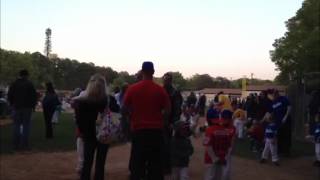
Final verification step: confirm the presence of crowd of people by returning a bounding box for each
[3,63,320,180]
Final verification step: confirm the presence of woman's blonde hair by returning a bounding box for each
[84,74,108,101]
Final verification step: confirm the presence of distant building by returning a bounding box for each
[182,85,287,105]
[244,85,287,97]
[198,88,242,101]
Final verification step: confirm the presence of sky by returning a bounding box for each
[1,0,304,80]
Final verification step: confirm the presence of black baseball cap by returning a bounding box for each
[142,61,154,72]
[19,69,29,77]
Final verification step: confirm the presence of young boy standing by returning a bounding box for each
[260,116,280,166]
[171,119,194,180]
[232,105,246,139]
[203,110,236,180]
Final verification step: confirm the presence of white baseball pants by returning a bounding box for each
[262,138,279,162]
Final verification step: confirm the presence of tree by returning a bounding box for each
[213,76,231,88]
[187,74,215,90]
[111,71,135,89]
[171,72,187,90]
[270,0,320,84]
[44,28,52,57]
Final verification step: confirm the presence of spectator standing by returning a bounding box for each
[186,92,197,108]
[308,90,320,135]
[8,69,37,151]
[42,82,61,139]
[245,94,258,122]
[198,94,207,117]
[267,89,292,156]
[74,74,119,180]
[123,62,171,180]
[312,120,320,167]
[256,91,272,122]
[162,72,183,178]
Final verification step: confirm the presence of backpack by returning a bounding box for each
[96,98,124,144]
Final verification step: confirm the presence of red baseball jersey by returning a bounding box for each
[203,123,235,163]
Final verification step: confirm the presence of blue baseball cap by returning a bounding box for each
[221,109,233,119]
[142,61,154,72]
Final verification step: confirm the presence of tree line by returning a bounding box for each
[0,48,273,91]
[270,0,319,88]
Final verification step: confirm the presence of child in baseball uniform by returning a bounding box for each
[203,105,220,180]
[203,110,236,180]
[171,119,194,180]
[71,90,86,174]
[260,115,280,166]
[232,105,246,139]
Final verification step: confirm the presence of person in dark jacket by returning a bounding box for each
[198,94,207,117]
[7,69,37,151]
[74,74,119,180]
[162,72,183,178]
[42,82,61,139]
[186,92,197,108]
[267,89,292,156]
[308,90,320,135]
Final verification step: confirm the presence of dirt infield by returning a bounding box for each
[0,138,318,180]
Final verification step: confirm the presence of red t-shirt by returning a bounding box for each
[123,80,171,131]
[203,123,236,164]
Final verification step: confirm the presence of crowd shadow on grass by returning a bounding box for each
[0,112,77,154]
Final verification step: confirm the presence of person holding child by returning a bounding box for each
[42,82,61,139]
[266,89,292,156]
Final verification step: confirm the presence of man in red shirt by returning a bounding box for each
[124,61,171,180]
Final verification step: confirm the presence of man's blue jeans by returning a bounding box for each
[12,108,32,150]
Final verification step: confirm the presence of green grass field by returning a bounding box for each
[0,112,76,154]
[0,112,315,159]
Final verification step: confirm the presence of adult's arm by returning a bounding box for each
[262,112,272,123]
[74,100,82,130]
[74,100,87,134]
[282,106,292,124]
[172,90,183,122]
[162,90,172,115]
[29,82,38,109]
[282,97,292,124]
